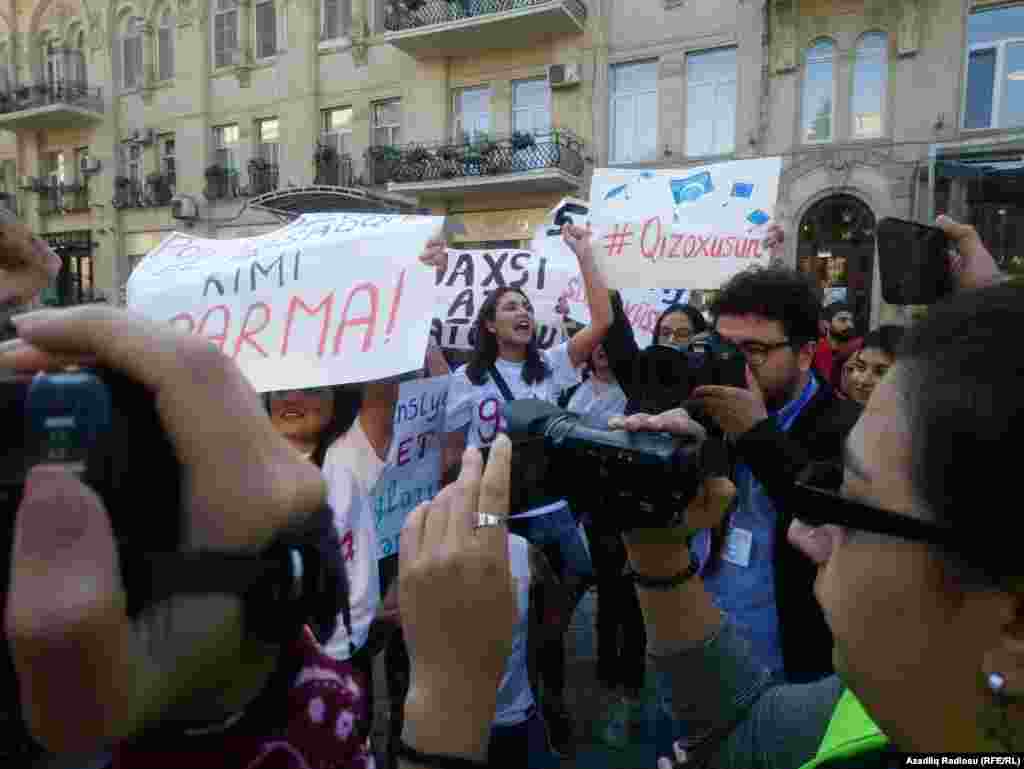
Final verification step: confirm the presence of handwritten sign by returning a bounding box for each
[563,284,691,348]
[371,376,448,558]
[127,213,443,392]
[430,249,576,351]
[589,158,783,289]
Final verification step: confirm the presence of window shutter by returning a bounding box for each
[256,1,276,58]
[323,0,339,39]
[159,25,174,79]
[342,0,352,35]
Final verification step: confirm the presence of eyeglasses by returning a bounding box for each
[658,328,692,343]
[718,337,793,366]
[791,462,958,549]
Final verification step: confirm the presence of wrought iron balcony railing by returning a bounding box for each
[0,80,104,115]
[205,166,239,200]
[384,0,586,32]
[147,173,175,206]
[113,178,144,209]
[37,182,90,216]
[247,160,280,195]
[314,148,355,187]
[371,129,585,186]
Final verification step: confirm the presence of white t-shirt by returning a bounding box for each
[566,376,627,427]
[321,418,386,660]
[446,341,582,449]
[493,534,535,727]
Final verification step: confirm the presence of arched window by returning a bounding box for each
[120,15,143,89]
[851,32,887,138]
[802,39,835,143]
[158,8,174,80]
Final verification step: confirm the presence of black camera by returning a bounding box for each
[0,368,182,761]
[502,399,709,532]
[629,333,748,417]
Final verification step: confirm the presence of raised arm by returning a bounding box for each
[562,225,613,368]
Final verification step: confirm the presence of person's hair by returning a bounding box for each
[709,266,822,344]
[861,324,905,359]
[263,386,363,468]
[822,301,853,322]
[653,304,708,343]
[465,286,550,386]
[899,282,1023,584]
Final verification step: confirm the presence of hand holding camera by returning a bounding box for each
[692,364,769,438]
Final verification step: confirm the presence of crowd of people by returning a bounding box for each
[1,204,1021,769]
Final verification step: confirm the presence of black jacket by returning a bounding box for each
[601,291,862,683]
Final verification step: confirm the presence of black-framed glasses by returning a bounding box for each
[791,462,959,549]
[716,337,793,366]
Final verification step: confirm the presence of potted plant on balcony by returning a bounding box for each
[113,176,135,207]
[367,145,401,185]
[511,131,535,151]
[205,164,229,199]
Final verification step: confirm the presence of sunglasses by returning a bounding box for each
[792,462,958,549]
[267,387,333,400]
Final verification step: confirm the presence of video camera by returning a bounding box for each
[0,368,182,760]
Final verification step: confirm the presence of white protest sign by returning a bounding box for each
[371,375,448,559]
[430,248,576,351]
[589,158,783,289]
[127,213,443,392]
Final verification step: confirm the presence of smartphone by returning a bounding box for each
[876,217,955,305]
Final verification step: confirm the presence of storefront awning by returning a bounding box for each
[246,185,420,219]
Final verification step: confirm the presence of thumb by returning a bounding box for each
[6,466,133,753]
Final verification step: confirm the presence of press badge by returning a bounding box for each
[722,527,753,568]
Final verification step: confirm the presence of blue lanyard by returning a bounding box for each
[774,373,819,433]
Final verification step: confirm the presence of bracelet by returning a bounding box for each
[396,739,488,769]
[624,556,699,590]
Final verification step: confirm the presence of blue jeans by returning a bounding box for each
[508,502,594,582]
[488,708,559,769]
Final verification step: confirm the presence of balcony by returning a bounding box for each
[314,147,355,187]
[379,129,585,198]
[146,173,175,206]
[204,166,240,200]
[36,182,91,216]
[383,0,586,57]
[247,160,280,196]
[112,178,145,209]
[0,80,104,131]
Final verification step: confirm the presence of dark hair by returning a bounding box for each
[465,286,550,387]
[263,386,363,468]
[653,304,708,343]
[899,282,1023,582]
[861,324,905,359]
[822,301,853,322]
[710,266,822,345]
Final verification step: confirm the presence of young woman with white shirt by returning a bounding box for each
[422,224,611,756]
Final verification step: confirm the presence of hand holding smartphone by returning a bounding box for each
[876,217,955,305]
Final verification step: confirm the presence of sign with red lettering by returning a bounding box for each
[126,213,443,391]
[589,158,783,289]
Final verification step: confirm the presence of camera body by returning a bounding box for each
[0,369,181,760]
[629,332,748,416]
[503,399,705,532]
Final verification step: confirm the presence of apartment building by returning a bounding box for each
[0,0,1021,324]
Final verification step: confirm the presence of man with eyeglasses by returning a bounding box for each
[687,262,863,685]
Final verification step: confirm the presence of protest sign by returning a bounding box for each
[127,213,442,392]
[589,158,783,290]
[562,285,691,347]
[371,376,448,558]
[431,247,576,351]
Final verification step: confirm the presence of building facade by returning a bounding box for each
[0,0,1021,324]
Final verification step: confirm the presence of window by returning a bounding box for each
[255,0,277,59]
[73,30,87,84]
[124,145,141,184]
[963,4,1024,130]
[161,135,176,191]
[74,148,89,184]
[609,60,658,163]
[321,0,352,41]
[851,33,887,138]
[121,17,143,89]
[45,40,64,87]
[802,39,835,143]
[373,100,401,146]
[213,124,240,171]
[158,8,174,80]
[686,47,737,157]
[322,106,353,155]
[512,79,551,136]
[453,86,491,142]
[257,118,280,165]
[213,0,240,69]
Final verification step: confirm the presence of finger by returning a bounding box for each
[651,411,707,442]
[674,742,688,764]
[621,413,655,432]
[692,385,742,399]
[6,466,138,753]
[687,477,736,531]
[400,502,431,572]
[607,415,626,430]
[0,338,99,371]
[450,446,485,546]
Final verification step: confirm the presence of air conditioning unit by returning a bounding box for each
[547,62,581,89]
[170,194,198,221]
[80,156,102,175]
